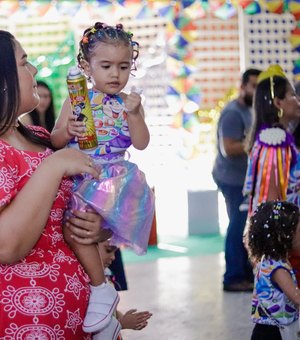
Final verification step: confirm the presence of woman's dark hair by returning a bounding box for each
[246,76,289,152]
[0,30,53,148]
[29,80,55,132]
[248,200,299,262]
[0,30,19,133]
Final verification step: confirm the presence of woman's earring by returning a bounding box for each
[278,108,284,118]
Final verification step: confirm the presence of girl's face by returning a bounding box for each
[279,83,300,125]
[36,85,51,114]
[98,241,117,268]
[15,40,39,115]
[82,42,132,95]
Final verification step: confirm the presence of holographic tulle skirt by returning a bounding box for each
[69,159,155,255]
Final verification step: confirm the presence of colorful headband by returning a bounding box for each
[257,64,286,100]
[257,64,286,84]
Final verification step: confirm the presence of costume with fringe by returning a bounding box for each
[243,125,297,215]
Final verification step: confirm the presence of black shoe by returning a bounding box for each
[223,281,253,292]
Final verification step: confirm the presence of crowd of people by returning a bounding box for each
[2,15,300,340]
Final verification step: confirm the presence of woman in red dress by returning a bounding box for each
[0,30,107,338]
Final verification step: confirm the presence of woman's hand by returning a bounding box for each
[50,148,99,179]
[64,209,112,245]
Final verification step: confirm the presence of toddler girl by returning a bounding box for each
[51,22,155,334]
[248,200,300,339]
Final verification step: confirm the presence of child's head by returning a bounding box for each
[254,75,296,126]
[98,240,118,269]
[77,22,139,95]
[246,64,300,152]
[248,200,299,262]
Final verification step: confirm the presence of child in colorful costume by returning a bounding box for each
[243,65,300,290]
[243,64,299,215]
[51,22,155,336]
[248,201,300,340]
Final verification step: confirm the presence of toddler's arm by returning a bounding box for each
[117,309,152,330]
[51,98,86,149]
[272,268,300,305]
[121,88,150,150]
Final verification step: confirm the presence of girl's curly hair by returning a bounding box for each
[77,22,139,68]
[248,200,299,262]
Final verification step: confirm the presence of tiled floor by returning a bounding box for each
[118,253,253,340]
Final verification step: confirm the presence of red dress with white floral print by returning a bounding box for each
[0,129,91,339]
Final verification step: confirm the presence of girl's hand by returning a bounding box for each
[124,87,142,115]
[50,148,99,178]
[64,209,112,245]
[66,115,86,138]
[119,309,152,330]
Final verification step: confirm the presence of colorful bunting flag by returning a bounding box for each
[262,0,284,14]
[181,0,197,9]
[214,1,237,20]
[243,1,261,14]
[288,1,300,20]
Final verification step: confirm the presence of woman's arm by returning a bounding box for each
[0,148,98,264]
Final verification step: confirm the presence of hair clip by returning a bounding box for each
[267,234,271,238]
[82,36,89,44]
[270,77,275,100]
[264,224,269,229]
[91,27,97,34]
